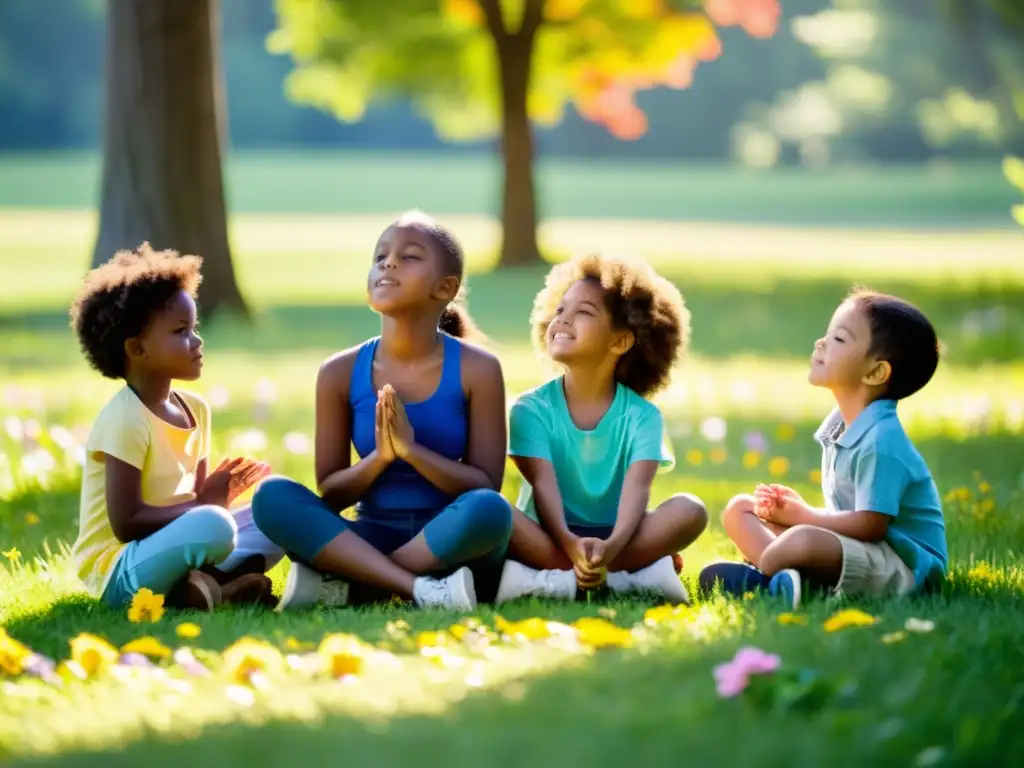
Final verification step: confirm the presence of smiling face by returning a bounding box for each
[808,300,880,391]
[546,279,632,367]
[367,221,457,316]
[127,290,204,381]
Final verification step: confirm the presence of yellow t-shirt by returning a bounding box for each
[72,387,211,596]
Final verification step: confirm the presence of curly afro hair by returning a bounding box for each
[69,242,203,380]
[530,254,690,398]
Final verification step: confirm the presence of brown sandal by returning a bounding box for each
[167,569,222,611]
[220,573,276,607]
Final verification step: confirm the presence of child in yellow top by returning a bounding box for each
[69,243,284,610]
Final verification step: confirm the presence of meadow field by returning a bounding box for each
[1,154,1023,766]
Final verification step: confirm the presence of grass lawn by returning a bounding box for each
[1,202,1024,766]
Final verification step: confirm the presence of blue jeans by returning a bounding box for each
[101,504,285,607]
[251,476,513,571]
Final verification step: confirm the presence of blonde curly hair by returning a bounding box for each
[530,254,690,397]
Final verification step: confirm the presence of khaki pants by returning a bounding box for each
[824,530,916,597]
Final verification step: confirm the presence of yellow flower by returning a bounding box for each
[572,617,633,649]
[643,604,692,626]
[881,631,907,644]
[176,622,202,639]
[284,636,313,651]
[127,588,165,624]
[823,608,878,633]
[742,451,761,469]
[416,630,452,648]
[809,468,823,484]
[0,629,33,676]
[2,547,21,564]
[221,637,285,685]
[121,636,172,660]
[956,486,970,501]
[742,591,755,601]
[709,447,728,465]
[317,633,368,678]
[686,449,704,466]
[978,481,991,494]
[967,561,998,585]
[70,633,120,678]
[24,513,40,526]
[767,457,790,477]
[776,612,808,626]
[776,424,797,442]
[497,617,554,641]
[977,499,995,515]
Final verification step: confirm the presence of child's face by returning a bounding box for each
[547,279,622,365]
[130,290,204,381]
[367,224,455,316]
[808,300,878,390]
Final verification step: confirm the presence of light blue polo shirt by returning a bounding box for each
[816,398,947,590]
[509,378,675,527]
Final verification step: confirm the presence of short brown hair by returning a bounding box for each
[530,254,690,397]
[69,243,202,379]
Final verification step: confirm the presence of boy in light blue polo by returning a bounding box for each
[700,288,947,608]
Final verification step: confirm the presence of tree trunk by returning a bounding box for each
[92,0,247,318]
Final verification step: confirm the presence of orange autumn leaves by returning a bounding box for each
[442,0,780,141]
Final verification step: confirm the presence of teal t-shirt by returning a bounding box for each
[509,378,675,527]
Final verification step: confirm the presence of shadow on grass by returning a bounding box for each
[3,273,1023,372]
[8,585,1024,768]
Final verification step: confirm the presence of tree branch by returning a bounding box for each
[477,0,507,43]
[520,0,544,39]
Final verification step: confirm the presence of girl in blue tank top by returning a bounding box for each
[252,211,512,612]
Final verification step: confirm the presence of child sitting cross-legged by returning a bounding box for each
[699,288,948,608]
[495,254,708,606]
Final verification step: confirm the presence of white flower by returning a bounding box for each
[48,425,74,450]
[254,379,277,404]
[700,417,727,442]
[3,416,23,442]
[231,429,268,453]
[904,618,935,633]
[283,432,311,455]
[208,386,231,409]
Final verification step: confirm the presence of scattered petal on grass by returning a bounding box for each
[173,647,210,677]
[121,637,172,660]
[904,618,935,633]
[915,746,946,766]
[881,631,907,644]
[776,613,808,626]
[226,684,256,707]
[24,512,40,526]
[176,622,202,639]
[117,652,155,668]
[713,647,781,698]
[3,547,21,564]
[823,609,878,632]
[127,588,165,624]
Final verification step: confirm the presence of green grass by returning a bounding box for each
[0,151,1019,226]
[2,204,1024,766]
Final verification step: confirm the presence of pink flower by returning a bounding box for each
[713,646,781,698]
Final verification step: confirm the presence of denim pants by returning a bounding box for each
[101,504,286,607]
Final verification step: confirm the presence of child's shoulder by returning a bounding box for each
[513,378,561,408]
[94,386,144,424]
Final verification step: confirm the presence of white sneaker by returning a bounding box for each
[495,560,577,604]
[274,561,350,613]
[413,566,477,611]
[607,556,690,605]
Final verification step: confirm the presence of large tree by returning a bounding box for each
[270,0,780,266]
[93,0,247,317]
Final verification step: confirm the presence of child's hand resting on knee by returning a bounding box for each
[754,484,809,526]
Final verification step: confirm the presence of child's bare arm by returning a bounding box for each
[105,456,199,542]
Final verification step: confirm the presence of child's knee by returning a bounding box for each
[462,489,514,547]
[666,493,708,533]
[252,475,303,540]
[759,525,818,575]
[185,505,237,553]
[721,494,755,529]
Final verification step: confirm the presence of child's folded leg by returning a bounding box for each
[603,493,708,573]
[720,494,788,569]
[207,503,286,581]
[101,505,238,609]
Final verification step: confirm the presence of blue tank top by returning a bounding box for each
[349,333,468,515]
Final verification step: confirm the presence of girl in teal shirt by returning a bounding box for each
[497,254,708,605]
